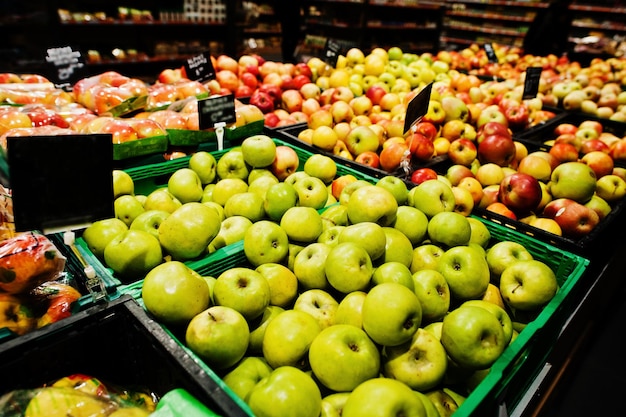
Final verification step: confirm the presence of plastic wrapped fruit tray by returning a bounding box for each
[113,217,589,417]
[269,122,447,185]
[0,294,251,417]
[72,136,380,291]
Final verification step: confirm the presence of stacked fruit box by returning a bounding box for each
[0,295,251,417]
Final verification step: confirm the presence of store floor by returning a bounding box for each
[536,265,626,415]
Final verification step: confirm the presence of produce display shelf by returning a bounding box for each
[114,217,589,417]
[0,294,251,417]
[73,136,380,293]
[269,122,448,185]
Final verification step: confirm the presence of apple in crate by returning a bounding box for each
[499,172,542,216]
[543,198,600,237]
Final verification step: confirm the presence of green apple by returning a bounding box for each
[247,175,279,199]
[320,204,349,229]
[280,206,324,243]
[284,171,310,187]
[499,259,558,311]
[82,217,128,259]
[248,305,285,353]
[437,245,490,301]
[412,269,450,324]
[286,242,305,271]
[334,290,367,328]
[440,304,507,370]
[293,176,329,209]
[244,220,290,267]
[248,168,278,185]
[462,299,513,345]
[376,175,409,205]
[201,183,216,203]
[103,229,163,280]
[114,195,146,227]
[142,260,210,326]
[309,324,381,392]
[321,392,350,417]
[372,261,414,291]
[427,211,471,248]
[247,366,322,417]
[293,289,338,330]
[584,194,612,220]
[414,390,442,417]
[222,356,273,401]
[211,178,248,207]
[346,185,398,226]
[203,200,225,222]
[485,241,534,282]
[338,179,373,206]
[188,150,217,185]
[595,174,626,203]
[129,209,170,240]
[423,321,443,340]
[410,244,444,274]
[262,309,322,368]
[223,191,266,222]
[325,242,373,293]
[338,221,387,261]
[293,242,332,290]
[381,226,414,267]
[216,148,249,180]
[255,262,298,308]
[264,182,299,222]
[342,377,427,417]
[213,267,271,321]
[167,167,204,203]
[382,328,448,391]
[425,389,460,417]
[304,154,337,184]
[185,305,249,370]
[548,161,597,203]
[408,179,455,218]
[158,202,222,260]
[241,134,277,168]
[143,188,182,213]
[467,217,491,248]
[113,169,134,198]
[208,215,252,253]
[392,205,429,246]
[345,125,380,156]
[362,282,422,346]
[317,225,345,246]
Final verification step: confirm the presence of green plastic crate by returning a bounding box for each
[116,217,588,416]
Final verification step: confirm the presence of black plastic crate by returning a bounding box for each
[0,295,251,417]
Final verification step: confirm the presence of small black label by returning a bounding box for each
[323,38,342,67]
[184,51,216,82]
[45,46,88,91]
[404,83,433,134]
[198,94,236,130]
[522,67,543,99]
[484,43,498,63]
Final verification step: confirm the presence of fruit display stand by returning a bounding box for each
[108,217,589,417]
[0,294,250,417]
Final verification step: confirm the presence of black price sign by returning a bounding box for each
[45,46,88,91]
[184,51,216,82]
[522,66,543,99]
[323,38,342,67]
[7,134,114,233]
[198,94,236,130]
[484,43,498,63]
[404,83,433,134]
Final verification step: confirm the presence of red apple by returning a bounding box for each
[264,112,280,128]
[549,142,579,163]
[281,89,304,113]
[553,123,578,136]
[477,134,516,167]
[447,138,478,166]
[543,198,600,237]
[258,83,283,106]
[294,62,313,79]
[355,151,380,168]
[365,85,387,106]
[476,120,511,144]
[406,132,435,161]
[498,172,542,216]
[240,71,259,90]
[250,90,275,114]
[270,145,299,181]
[504,104,529,130]
[410,167,438,185]
[291,74,312,90]
[413,121,438,141]
[580,139,610,154]
[486,202,517,220]
[580,150,614,178]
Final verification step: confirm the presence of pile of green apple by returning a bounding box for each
[138,169,562,417]
[81,134,365,282]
